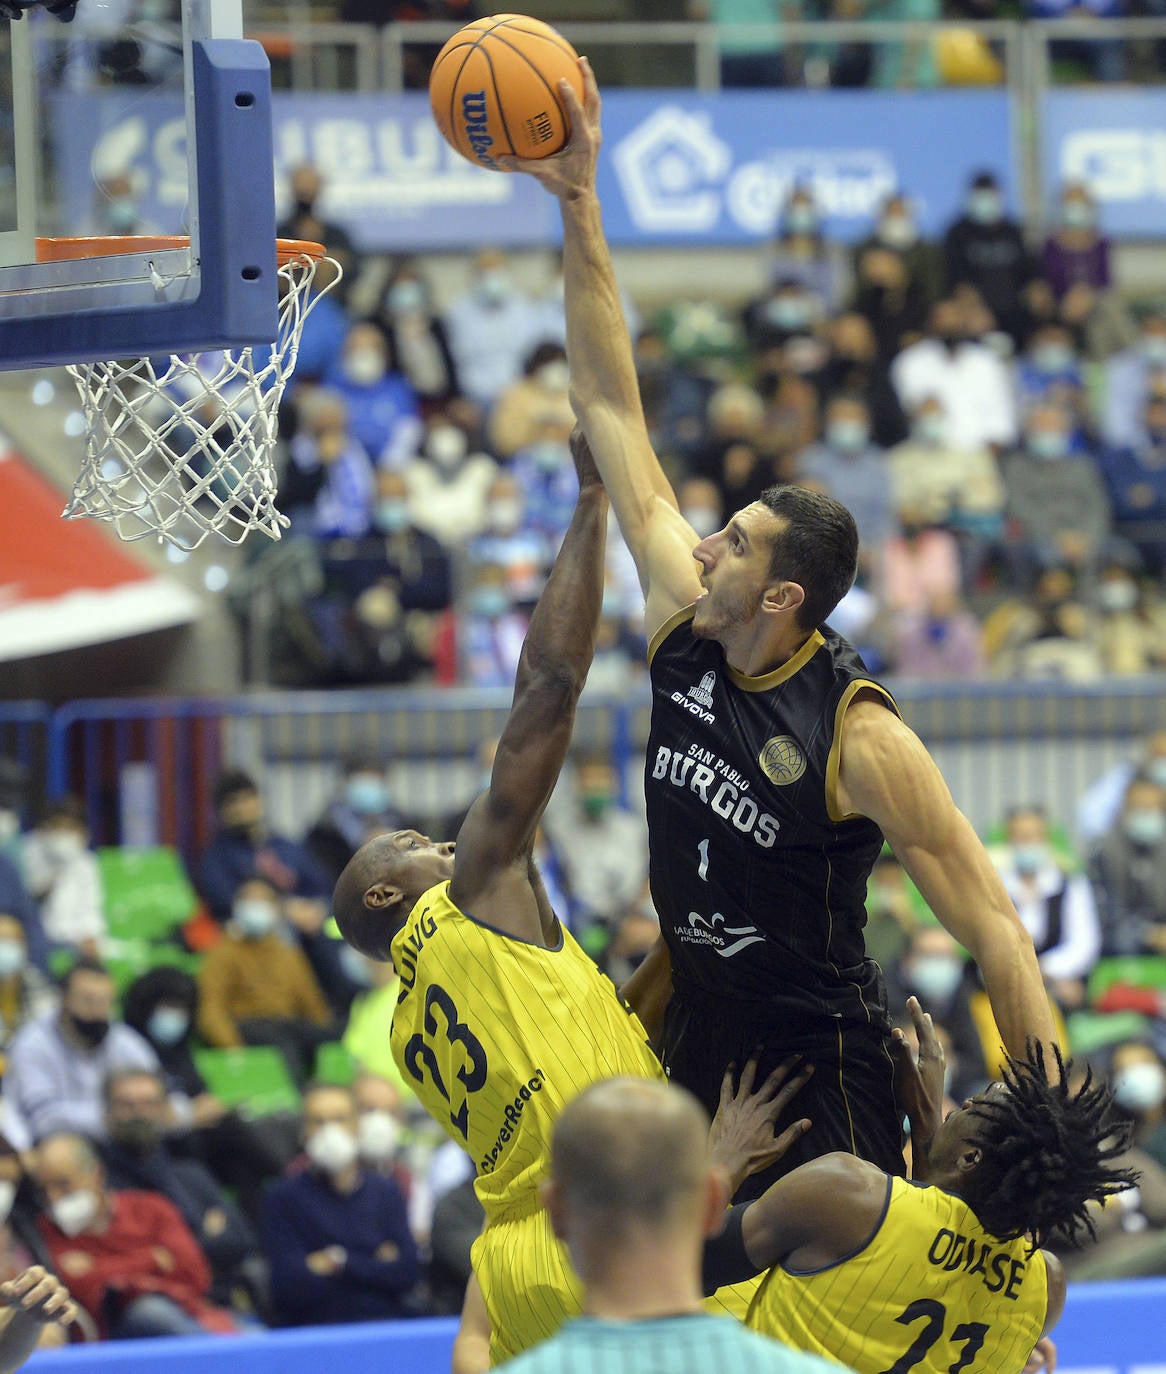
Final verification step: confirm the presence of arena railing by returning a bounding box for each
[10,676,1164,865]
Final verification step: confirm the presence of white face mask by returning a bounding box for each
[489,499,524,534]
[52,1188,100,1238]
[1098,579,1138,613]
[0,1180,16,1225]
[357,1109,401,1163]
[343,348,387,387]
[536,360,570,393]
[909,954,964,1004]
[0,811,19,844]
[1113,1062,1166,1114]
[427,425,468,469]
[0,939,26,979]
[232,900,279,939]
[305,1121,360,1176]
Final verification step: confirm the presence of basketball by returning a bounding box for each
[428,14,584,171]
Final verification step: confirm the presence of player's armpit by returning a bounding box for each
[617,935,672,1050]
[836,700,1059,1065]
[452,1274,491,1374]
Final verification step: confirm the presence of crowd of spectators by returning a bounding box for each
[0,720,1161,1346]
[227,159,1166,690]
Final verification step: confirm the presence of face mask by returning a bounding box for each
[469,587,510,620]
[68,1014,110,1048]
[1148,758,1166,789]
[376,499,411,534]
[765,297,811,331]
[427,426,468,469]
[233,900,278,939]
[0,1180,16,1226]
[1032,344,1074,374]
[909,955,964,1003]
[477,269,511,306]
[786,204,818,235]
[536,360,569,392]
[0,940,26,979]
[1125,809,1166,847]
[913,415,946,447]
[42,831,84,863]
[222,820,262,842]
[938,332,965,352]
[1142,336,1166,368]
[489,499,524,534]
[683,506,722,539]
[1099,579,1138,613]
[1027,430,1069,461]
[1011,842,1049,876]
[581,793,612,821]
[1061,200,1094,230]
[112,1116,161,1155]
[305,1121,359,1176]
[343,349,386,387]
[878,215,917,249]
[346,776,390,816]
[827,420,869,454]
[967,188,1003,224]
[386,280,426,316]
[1113,1062,1166,1114]
[529,441,568,473]
[357,1109,401,1163]
[52,1188,99,1238]
[0,811,18,844]
[147,1007,189,1046]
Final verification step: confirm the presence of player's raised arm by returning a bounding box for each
[503,61,704,635]
[450,428,608,915]
[836,697,1060,1065]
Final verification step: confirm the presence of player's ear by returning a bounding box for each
[541,1178,568,1242]
[762,579,805,618]
[956,1144,983,1175]
[364,881,404,912]
[701,1165,731,1238]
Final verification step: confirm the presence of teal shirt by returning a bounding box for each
[498,1314,850,1374]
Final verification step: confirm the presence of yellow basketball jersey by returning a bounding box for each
[748,1176,1048,1374]
[389,881,664,1220]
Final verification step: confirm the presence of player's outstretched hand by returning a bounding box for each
[497,56,601,199]
[1024,1337,1058,1374]
[708,1055,813,1196]
[568,424,603,491]
[891,996,946,1163]
[0,1266,77,1328]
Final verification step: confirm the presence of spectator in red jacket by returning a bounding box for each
[34,1133,236,1340]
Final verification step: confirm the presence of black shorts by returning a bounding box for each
[661,993,905,1201]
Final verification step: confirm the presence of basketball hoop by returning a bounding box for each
[37,236,341,550]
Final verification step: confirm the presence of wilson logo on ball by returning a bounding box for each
[461,91,497,168]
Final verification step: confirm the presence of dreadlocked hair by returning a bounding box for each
[964,1041,1139,1251]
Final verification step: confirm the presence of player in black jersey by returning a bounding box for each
[505,61,1059,1197]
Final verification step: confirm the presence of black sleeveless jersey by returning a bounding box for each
[645,607,898,1030]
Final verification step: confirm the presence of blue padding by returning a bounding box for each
[0,39,277,370]
[17,1281,1166,1374]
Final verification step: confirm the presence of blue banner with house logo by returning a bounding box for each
[49,88,1015,252]
[1043,89,1166,239]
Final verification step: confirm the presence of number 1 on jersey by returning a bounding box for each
[697,838,710,882]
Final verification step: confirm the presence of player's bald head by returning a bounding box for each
[332,832,409,960]
[551,1077,711,1228]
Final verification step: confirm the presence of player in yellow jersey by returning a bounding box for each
[701,1005,1137,1374]
[332,431,804,1366]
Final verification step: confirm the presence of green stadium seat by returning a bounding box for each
[314,1040,357,1086]
[194,1046,302,1118]
[97,846,200,942]
[1066,1009,1151,1058]
[1088,956,1166,1004]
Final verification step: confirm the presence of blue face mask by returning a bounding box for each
[1012,842,1048,876]
[765,297,811,331]
[1027,429,1070,461]
[827,420,870,454]
[785,204,818,236]
[1032,344,1074,375]
[346,776,390,816]
[376,500,410,534]
[470,587,510,619]
[147,1007,190,1046]
[967,188,1003,224]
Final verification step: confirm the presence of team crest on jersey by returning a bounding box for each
[758,735,807,785]
[688,671,715,706]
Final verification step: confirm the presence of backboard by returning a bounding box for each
[0,0,279,369]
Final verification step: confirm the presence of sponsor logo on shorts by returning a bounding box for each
[677,910,765,958]
[758,735,807,786]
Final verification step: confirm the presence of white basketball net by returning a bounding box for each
[63,249,341,551]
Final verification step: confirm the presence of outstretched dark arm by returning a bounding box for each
[449,430,608,938]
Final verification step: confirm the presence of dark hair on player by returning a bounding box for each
[757,485,859,631]
[965,1042,1139,1250]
